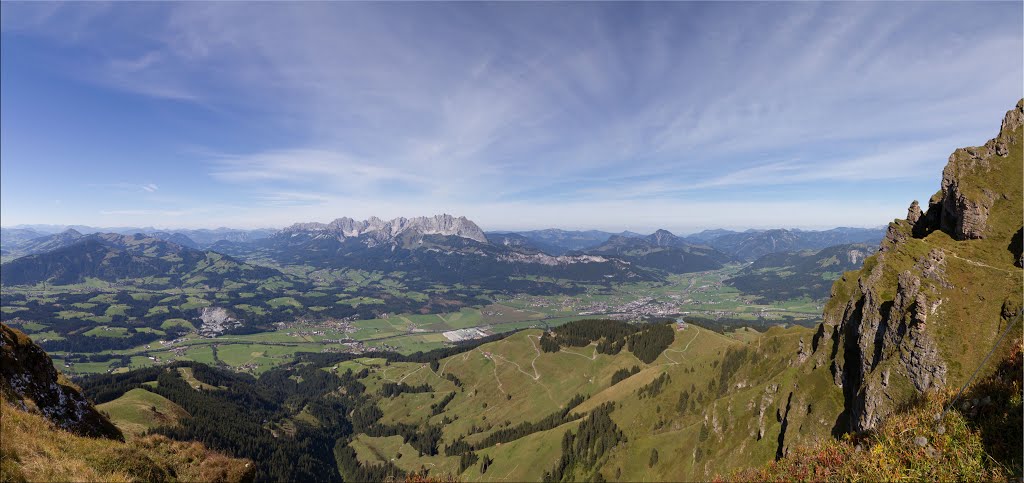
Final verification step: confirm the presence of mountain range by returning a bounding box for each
[1,226,276,254]
[490,229,645,255]
[1,215,887,290]
[2,221,884,262]
[697,227,887,261]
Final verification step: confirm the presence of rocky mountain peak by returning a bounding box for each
[408,214,487,242]
[649,229,681,246]
[906,200,922,224]
[281,221,330,232]
[916,100,1023,240]
[280,214,488,244]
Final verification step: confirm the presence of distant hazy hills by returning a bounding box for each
[725,243,877,301]
[0,232,280,287]
[583,229,734,273]
[1,225,275,254]
[491,228,645,255]
[698,227,887,261]
[495,226,884,261]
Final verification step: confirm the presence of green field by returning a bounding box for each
[96,388,190,436]
[9,265,827,377]
[176,367,221,390]
[83,326,128,338]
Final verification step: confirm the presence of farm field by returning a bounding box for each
[7,265,827,376]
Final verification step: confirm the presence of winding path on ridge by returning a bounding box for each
[659,326,701,367]
[475,335,558,402]
[477,348,507,395]
[397,365,424,383]
[559,343,599,361]
[381,363,424,383]
[490,337,543,381]
[945,251,1017,275]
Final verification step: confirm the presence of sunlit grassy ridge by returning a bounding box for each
[97,387,191,437]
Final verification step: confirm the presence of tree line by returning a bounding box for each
[542,402,625,482]
[540,319,675,364]
[611,366,640,386]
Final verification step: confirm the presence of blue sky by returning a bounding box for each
[1,2,1021,233]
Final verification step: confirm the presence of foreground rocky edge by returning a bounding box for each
[732,340,1022,480]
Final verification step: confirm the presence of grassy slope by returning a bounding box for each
[1,396,251,482]
[176,366,222,390]
[925,122,1022,383]
[465,419,582,482]
[351,434,461,476]
[97,388,191,437]
[342,322,838,482]
[596,325,840,481]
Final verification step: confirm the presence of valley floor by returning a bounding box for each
[5,266,824,376]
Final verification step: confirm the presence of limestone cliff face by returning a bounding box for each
[810,100,1023,433]
[0,323,123,440]
[280,214,489,244]
[920,100,1023,240]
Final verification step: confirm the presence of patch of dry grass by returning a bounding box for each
[0,396,254,482]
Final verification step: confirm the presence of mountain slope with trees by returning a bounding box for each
[725,243,877,302]
[585,229,736,273]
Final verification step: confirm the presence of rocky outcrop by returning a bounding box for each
[198,307,242,336]
[916,100,1023,240]
[844,247,870,266]
[496,252,614,266]
[906,200,922,225]
[813,100,1023,433]
[280,214,488,244]
[0,323,122,440]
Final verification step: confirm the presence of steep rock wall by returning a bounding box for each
[807,100,1023,434]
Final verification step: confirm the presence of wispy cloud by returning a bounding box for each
[99,209,191,217]
[209,149,404,183]
[86,182,161,193]
[687,137,977,191]
[2,2,1020,230]
[255,191,333,207]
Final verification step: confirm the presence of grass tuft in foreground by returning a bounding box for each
[0,396,254,482]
